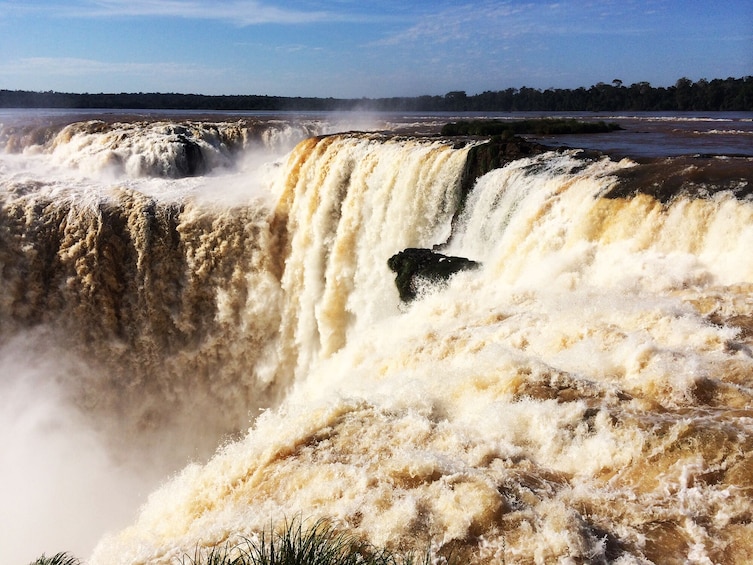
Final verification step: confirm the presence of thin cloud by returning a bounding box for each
[0,57,224,79]
[0,0,376,26]
[84,0,335,25]
[371,0,664,48]
[372,3,544,47]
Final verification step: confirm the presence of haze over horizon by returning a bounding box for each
[0,1,751,100]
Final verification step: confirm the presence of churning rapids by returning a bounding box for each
[2,112,753,564]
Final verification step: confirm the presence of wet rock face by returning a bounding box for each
[605,155,753,202]
[175,134,206,177]
[459,136,551,199]
[388,248,480,302]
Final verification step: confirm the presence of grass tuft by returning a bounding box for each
[30,553,81,565]
[29,520,440,565]
[179,519,435,565]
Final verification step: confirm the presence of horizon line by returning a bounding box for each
[3,75,752,101]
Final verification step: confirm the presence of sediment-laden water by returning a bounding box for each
[1,111,752,564]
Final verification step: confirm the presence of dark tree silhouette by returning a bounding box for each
[1,77,751,111]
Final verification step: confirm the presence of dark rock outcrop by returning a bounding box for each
[604,155,753,203]
[388,248,480,302]
[175,133,206,177]
[441,135,553,243]
[459,135,550,205]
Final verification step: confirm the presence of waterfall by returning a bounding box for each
[3,121,753,564]
[273,134,475,381]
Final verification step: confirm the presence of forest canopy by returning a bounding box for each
[1,77,751,112]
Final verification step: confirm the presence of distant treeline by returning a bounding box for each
[1,76,751,112]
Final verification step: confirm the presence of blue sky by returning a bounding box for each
[0,0,751,98]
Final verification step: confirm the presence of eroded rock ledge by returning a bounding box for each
[459,136,551,199]
[388,248,480,302]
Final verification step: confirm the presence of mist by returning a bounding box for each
[0,331,172,564]
[0,118,305,564]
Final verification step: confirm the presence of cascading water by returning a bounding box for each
[273,134,475,382]
[93,146,753,564]
[1,118,328,178]
[2,115,753,564]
